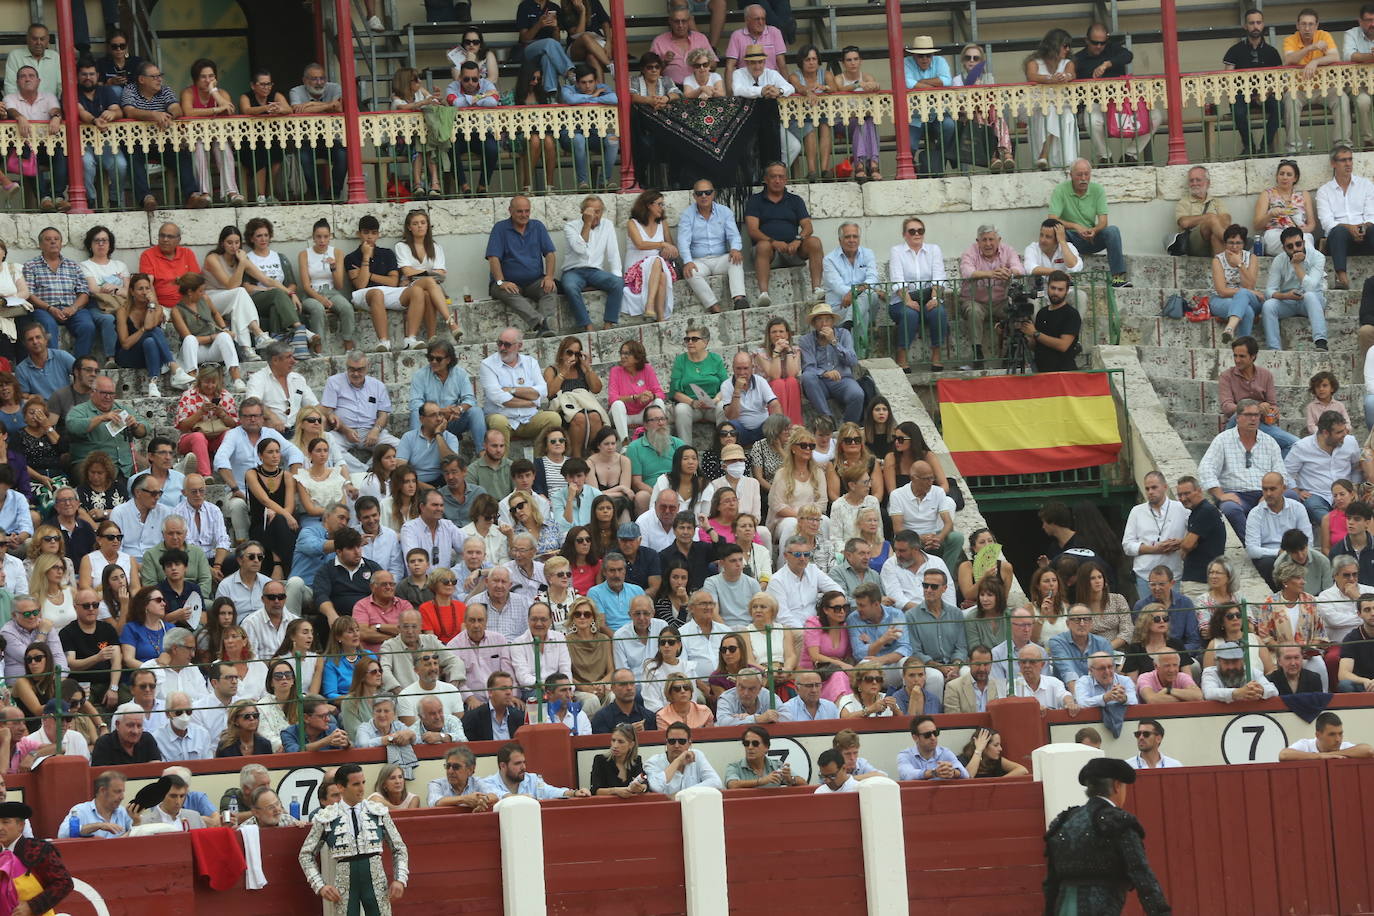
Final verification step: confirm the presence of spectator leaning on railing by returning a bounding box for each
[121,60,208,212]
[5,66,67,212]
[289,63,349,202]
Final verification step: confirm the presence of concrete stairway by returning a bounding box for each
[1115,253,1373,464]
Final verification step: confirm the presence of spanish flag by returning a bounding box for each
[936,372,1121,476]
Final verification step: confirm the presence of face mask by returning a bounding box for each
[172,713,194,729]
[725,462,746,478]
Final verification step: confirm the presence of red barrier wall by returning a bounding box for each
[543,797,687,915]
[1127,760,1339,916]
[1327,757,1374,915]
[903,778,1044,915]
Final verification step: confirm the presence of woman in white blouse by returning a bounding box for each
[888,216,949,371]
[78,225,128,314]
[682,49,724,98]
[396,208,460,342]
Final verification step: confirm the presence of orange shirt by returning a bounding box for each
[418,599,467,643]
[138,245,200,307]
[1282,29,1337,67]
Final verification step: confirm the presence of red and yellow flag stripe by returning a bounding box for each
[936,372,1122,477]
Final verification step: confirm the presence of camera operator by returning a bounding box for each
[1017,270,1080,373]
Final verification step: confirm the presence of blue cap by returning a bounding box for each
[617,522,641,539]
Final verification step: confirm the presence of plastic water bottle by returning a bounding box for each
[1253,237,1264,256]
[289,798,301,821]
[67,815,79,839]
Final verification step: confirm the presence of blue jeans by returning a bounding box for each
[801,369,864,423]
[525,39,575,93]
[1301,491,1333,530]
[1260,292,1327,349]
[1067,226,1126,276]
[446,407,487,452]
[888,290,948,348]
[562,266,624,327]
[1232,95,1280,154]
[908,117,956,169]
[1218,489,1262,540]
[114,326,173,377]
[131,148,199,202]
[454,134,498,188]
[82,143,131,207]
[32,150,68,202]
[566,131,619,185]
[31,304,116,359]
[1209,289,1259,337]
[297,142,347,199]
[1223,413,1300,456]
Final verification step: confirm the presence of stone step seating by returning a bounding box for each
[94,267,829,451]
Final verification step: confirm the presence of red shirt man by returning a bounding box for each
[138,222,199,307]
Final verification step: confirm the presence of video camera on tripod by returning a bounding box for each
[1000,280,1037,373]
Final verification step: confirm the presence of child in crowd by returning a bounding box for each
[1305,370,1349,434]
[832,728,887,780]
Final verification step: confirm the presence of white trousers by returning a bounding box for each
[684,253,746,308]
[180,331,240,371]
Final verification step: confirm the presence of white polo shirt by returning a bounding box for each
[887,483,956,536]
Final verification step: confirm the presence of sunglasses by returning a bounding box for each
[892,436,911,444]
[272,671,294,680]
[921,582,943,590]
[788,551,813,559]
[24,655,44,663]
[861,675,883,683]
[77,601,100,610]
[463,38,481,45]
[741,739,764,747]
[445,763,469,771]
[719,429,737,438]
[917,729,940,738]
[1150,614,1168,623]
[572,610,594,618]
[693,189,714,196]
[18,610,41,619]
[1133,730,1157,739]
[100,534,124,542]
[302,416,323,423]
[660,638,680,646]
[666,736,689,745]
[905,227,925,236]
[510,503,527,512]
[242,552,264,560]
[237,712,260,720]
[684,335,704,343]
[437,578,457,586]
[669,684,692,693]
[794,442,817,450]
[109,42,127,49]
[841,436,862,445]
[722,645,740,653]
[264,593,287,600]
[40,534,60,543]
[963,54,982,61]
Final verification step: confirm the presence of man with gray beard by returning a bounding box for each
[1201,641,1278,701]
[626,403,684,517]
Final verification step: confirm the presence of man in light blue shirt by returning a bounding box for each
[1244,470,1313,584]
[902,37,957,176]
[896,715,969,780]
[846,582,909,689]
[778,670,840,721]
[109,477,172,559]
[798,302,863,423]
[408,340,484,449]
[61,771,135,837]
[715,667,781,726]
[446,61,501,191]
[1047,607,1113,692]
[14,323,74,399]
[822,221,880,327]
[0,469,32,548]
[645,723,723,796]
[1260,226,1327,351]
[397,402,460,486]
[213,398,306,542]
[587,552,645,629]
[678,178,747,312]
[484,742,589,800]
[321,353,399,473]
[613,595,669,672]
[286,503,349,615]
[550,459,601,527]
[559,65,619,188]
[1074,651,1139,708]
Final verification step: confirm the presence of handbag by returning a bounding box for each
[1106,94,1152,139]
[90,292,123,314]
[1185,295,1211,322]
[551,387,610,426]
[1160,292,1188,319]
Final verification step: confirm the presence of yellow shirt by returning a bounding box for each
[1283,30,1336,66]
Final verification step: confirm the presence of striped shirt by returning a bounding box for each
[22,255,86,307]
[120,84,177,112]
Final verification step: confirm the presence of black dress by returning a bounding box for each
[1120,639,1192,677]
[215,734,274,757]
[249,465,295,574]
[589,753,647,793]
[1043,796,1170,915]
